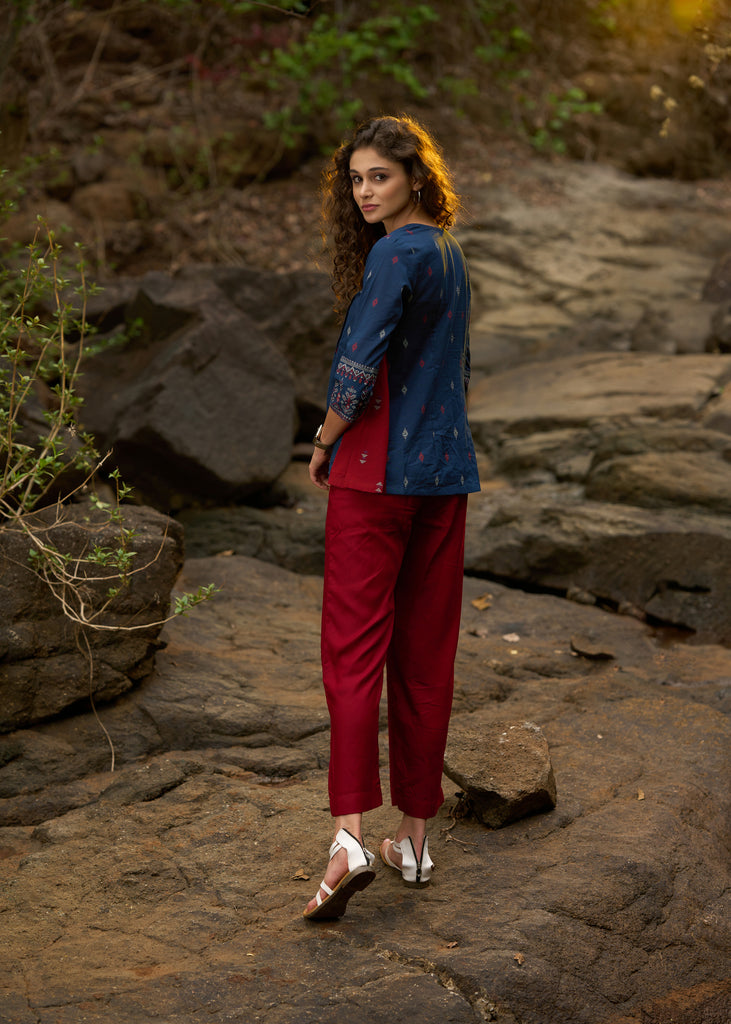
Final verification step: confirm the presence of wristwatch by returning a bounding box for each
[312,424,334,452]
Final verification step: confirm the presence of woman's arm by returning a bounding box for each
[308,407,351,490]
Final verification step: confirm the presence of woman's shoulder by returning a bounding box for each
[368,224,442,261]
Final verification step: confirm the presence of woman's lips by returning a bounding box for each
[361,204,378,212]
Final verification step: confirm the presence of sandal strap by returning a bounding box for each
[329,828,373,873]
[315,880,334,906]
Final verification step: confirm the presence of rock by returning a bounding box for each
[704,386,731,435]
[465,485,731,642]
[706,299,731,353]
[570,633,615,659]
[70,181,138,222]
[78,273,296,508]
[196,264,338,433]
[585,450,731,513]
[0,502,183,733]
[444,718,557,827]
[468,352,731,449]
[702,251,731,303]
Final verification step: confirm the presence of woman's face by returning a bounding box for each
[349,146,422,234]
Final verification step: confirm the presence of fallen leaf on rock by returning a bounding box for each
[292,869,310,881]
[446,941,459,948]
[514,952,525,965]
[502,632,520,642]
[471,593,493,611]
[638,789,645,800]
[216,549,234,557]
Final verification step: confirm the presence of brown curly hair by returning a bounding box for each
[321,114,462,316]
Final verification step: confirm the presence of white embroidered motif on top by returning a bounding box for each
[360,451,368,464]
[402,427,408,440]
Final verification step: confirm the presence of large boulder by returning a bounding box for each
[78,272,297,508]
[468,352,731,449]
[465,352,731,643]
[465,486,731,642]
[0,502,184,733]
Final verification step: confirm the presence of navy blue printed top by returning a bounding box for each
[326,223,481,495]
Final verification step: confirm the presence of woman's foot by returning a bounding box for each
[304,845,348,915]
[380,834,434,886]
[303,828,376,920]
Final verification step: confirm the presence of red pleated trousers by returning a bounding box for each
[321,485,468,819]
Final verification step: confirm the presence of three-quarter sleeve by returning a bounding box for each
[329,237,413,422]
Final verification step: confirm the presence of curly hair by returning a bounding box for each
[321,114,462,316]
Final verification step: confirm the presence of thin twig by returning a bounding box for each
[69,0,120,106]
[78,627,116,772]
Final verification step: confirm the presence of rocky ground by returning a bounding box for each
[1,553,729,1024]
[2,153,731,1022]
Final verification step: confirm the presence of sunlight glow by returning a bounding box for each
[670,0,714,31]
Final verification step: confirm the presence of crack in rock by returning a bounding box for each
[378,947,500,1022]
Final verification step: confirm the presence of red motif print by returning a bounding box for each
[372,298,378,307]
[444,453,450,462]
[440,405,445,414]
[447,310,453,319]
[419,452,424,462]
[392,256,399,264]
[419,359,425,368]
[427,266,432,276]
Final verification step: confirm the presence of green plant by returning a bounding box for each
[523,86,603,154]
[259,4,440,147]
[1,216,218,757]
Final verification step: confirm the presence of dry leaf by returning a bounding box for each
[637,789,645,801]
[446,941,459,949]
[471,593,493,611]
[514,952,525,965]
[292,869,310,881]
[502,632,520,643]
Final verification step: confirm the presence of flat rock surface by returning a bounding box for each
[1,554,729,1024]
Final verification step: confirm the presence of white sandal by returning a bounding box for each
[380,836,434,887]
[303,828,376,920]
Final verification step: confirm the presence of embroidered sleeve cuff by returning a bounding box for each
[329,355,379,422]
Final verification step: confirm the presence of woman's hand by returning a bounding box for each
[309,446,332,490]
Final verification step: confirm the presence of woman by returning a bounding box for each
[304,115,480,921]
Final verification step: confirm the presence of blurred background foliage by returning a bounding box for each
[0,0,729,175]
[0,0,728,273]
